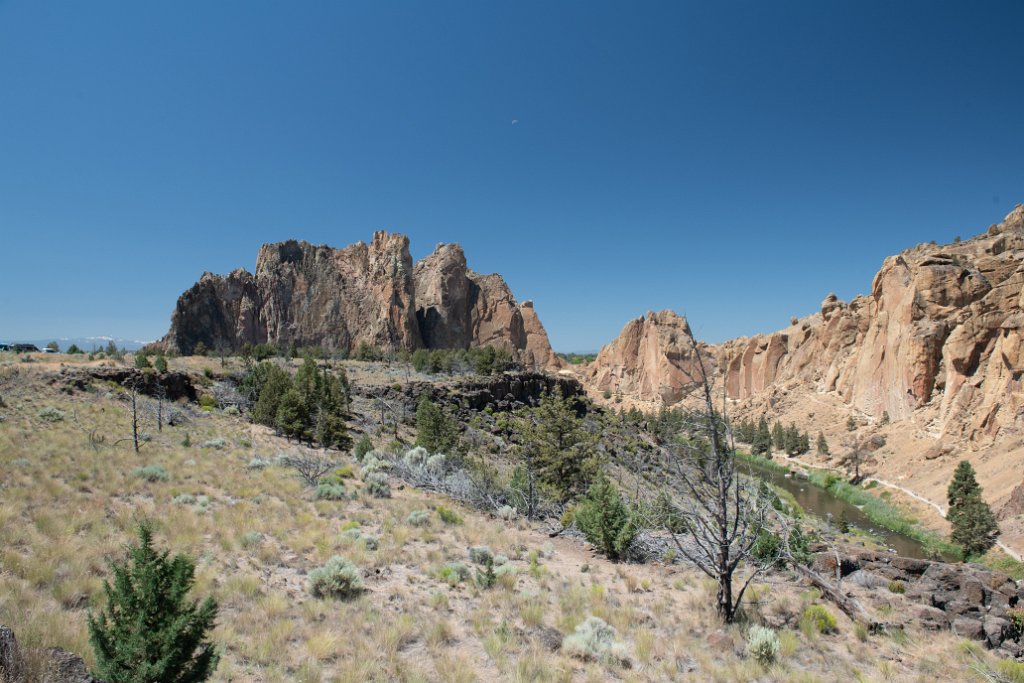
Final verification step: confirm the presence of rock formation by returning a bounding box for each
[588,310,708,404]
[715,205,1024,445]
[588,205,1024,447]
[163,233,560,371]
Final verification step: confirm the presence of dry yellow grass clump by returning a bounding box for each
[0,357,1014,682]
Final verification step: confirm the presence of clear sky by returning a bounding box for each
[2,1,1022,351]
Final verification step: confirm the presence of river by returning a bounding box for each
[744,459,947,560]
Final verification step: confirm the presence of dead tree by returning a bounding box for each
[281,451,338,487]
[648,328,775,623]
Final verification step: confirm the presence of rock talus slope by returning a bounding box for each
[164,234,560,370]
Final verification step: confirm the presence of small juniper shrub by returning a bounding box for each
[475,557,497,590]
[353,434,373,461]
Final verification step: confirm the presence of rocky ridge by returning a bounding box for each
[163,233,560,371]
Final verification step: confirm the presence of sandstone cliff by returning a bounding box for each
[163,233,560,370]
[588,310,708,404]
[412,242,562,369]
[587,205,1024,447]
[716,204,1024,445]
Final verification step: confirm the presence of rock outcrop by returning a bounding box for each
[412,244,562,370]
[163,234,560,371]
[812,548,1024,656]
[588,310,708,404]
[0,624,104,682]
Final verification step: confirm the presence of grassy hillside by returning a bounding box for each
[0,354,1016,682]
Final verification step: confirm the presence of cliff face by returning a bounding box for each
[412,243,562,370]
[588,310,707,404]
[587,205,1024,446]
[716,205,1024,444]
[163,233,560,370]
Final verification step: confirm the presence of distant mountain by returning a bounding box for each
[1,336,150,352]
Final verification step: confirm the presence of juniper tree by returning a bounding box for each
[415,396,459,454]
[771,421,785,452]
[816,431,829,455]
[513,386,598,503]
[574,473,636,560]
[88,524,219,683]
[752,417,772,456]
[947,460,999,558]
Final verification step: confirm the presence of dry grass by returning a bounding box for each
[0,358,1012,681]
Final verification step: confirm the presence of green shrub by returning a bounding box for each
[240,532,262,549]
[887,579,906,594]
[751,530,781,565]
[365,472,391,498]
[574,474,636,560]
[439,562,471,586]
[315,483,347,500]
[37,406,65,422]
[469,546,494,565]
[437,505,463,525]
[246,457,270,470]
[562,616,628,665]
[133,465,170,483]
[198,395,218,410]
[88,524,219,683]
[200,438,226,449]
[746,625,780,665]
[406,510,431,527]
[353,434,373,461]
[308,556,363,600]
[800,604,837,635]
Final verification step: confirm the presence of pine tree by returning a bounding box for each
[88,524,219,683]
[784,423,801,456]
[415,396,459,454]
[947,460,982,512]
[514,387,598,502]
[252,364,293,428]
[947,460,999,558]
[276,389,311,442]
[798,430,811,455]
[846,415,857,432]
[752,417,772,456]
[573,473,636,560]
[816,431,829,455]
[771,421,785,452]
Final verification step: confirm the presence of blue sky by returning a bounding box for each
[2,1,1022,351]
